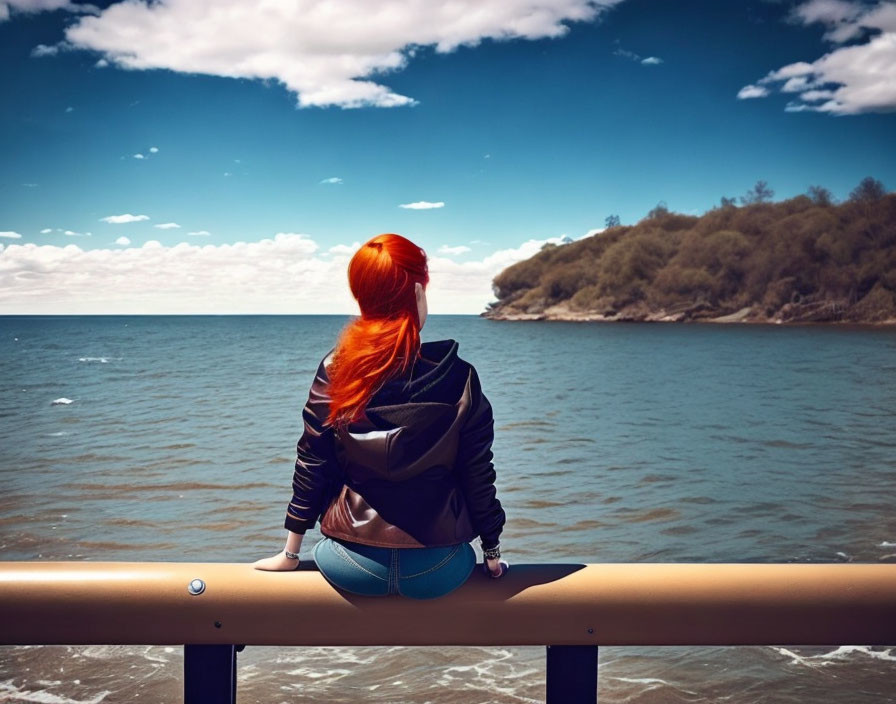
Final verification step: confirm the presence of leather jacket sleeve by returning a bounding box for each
[455,365,505,550]
[284,356,342,534]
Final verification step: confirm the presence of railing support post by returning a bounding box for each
[545,645,598,704]
[184,644,243,704]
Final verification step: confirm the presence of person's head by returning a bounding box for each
[325,233,429,428]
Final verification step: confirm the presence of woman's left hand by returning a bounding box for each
[252,550,300,571]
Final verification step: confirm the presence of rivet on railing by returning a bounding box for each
[187,578,205,595]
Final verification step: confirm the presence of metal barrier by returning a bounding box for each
[2,561,895,703]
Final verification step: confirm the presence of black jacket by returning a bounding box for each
[284,338,505,550]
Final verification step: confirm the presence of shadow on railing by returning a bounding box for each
[2,561,895,703]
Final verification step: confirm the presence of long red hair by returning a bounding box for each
[325,233,430,428]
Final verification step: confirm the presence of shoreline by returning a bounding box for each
[480,305,896,326]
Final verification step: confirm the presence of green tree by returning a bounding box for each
[605,214,621,228]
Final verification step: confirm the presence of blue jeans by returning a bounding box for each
[312,536,476,599]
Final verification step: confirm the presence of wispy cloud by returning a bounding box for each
[739,0,896,114]
[31,43,60,57]
[133,153,145,159]
[149,146,159,153]
[2,0,95,23]
[737,84,770,99]
[45,0,624,109]
[100,213,149,224]
[64,229,91,237]
[154,222,180,230]
[399,201,445,210]
[437,244,471,256]
[613,41,663,65]
[115,236,130,246]
[40,228,52,234]
[187,230,211,237]
[319,176,343,185]
[0,231,23,239]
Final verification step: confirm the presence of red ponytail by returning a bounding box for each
[325,233,429,428]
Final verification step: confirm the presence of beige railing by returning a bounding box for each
[2,561,894,703]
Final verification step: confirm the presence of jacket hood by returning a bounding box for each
[374,338,460,404]
[327,337,472,483]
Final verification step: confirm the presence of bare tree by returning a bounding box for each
[646,201,669,219]
[741,180,774,205]
[849,176,887,202]
[807,185,834,206]
[605,214,621,228]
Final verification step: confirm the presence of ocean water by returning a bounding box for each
[1,314,895,703]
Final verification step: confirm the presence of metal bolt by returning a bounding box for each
[187,578,206,596]
[214,621,222,628]
[587,628,594,634]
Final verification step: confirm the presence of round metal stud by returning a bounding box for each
[188,578,206,595]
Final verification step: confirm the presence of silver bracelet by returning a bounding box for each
[284,549,300,559]
[482,543,501,560]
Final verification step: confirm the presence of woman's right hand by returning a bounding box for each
[252,550,300,571]
[485,557,507,578]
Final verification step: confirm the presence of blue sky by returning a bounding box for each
[1,0,894,314]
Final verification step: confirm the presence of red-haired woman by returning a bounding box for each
[253,233,506,598]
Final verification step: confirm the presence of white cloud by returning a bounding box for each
[741,0,896,114]
[320,177,343,185]
[64,229,91,237]
[154,222,180,230]
[100,213,149,224]
[133,153,145,159]
[0,232,565,314]
[737,84,770,99]
[0,231,23,239]
[399,201,445,210]
[95,57,108,67]
[641,56,663,65]
[55,0,624,109]
[327,242,360,256]
[40,228,52,234]
[438,244,472,256]
[149,146,159,153]
[31,43,59,56]
[187,230,211,237]
[115,236,130,246]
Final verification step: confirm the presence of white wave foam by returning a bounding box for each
[0,679,111,704]
[773,645,896,667]
[48,432,69,437]
[51,398,73,405]
[612,677,670,686]
[879,541,896,548]
[78,357,109,363]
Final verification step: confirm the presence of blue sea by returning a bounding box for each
[1,315,895,703]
